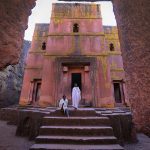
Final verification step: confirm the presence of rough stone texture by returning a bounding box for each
[107,114,137,144]
[0,0,150,137]
[0,107,136,143]
[16,110,47,140]
[0,0,35,69]
[0,41,31,108]
[0,120,149,150]
[112,0,150,136]
[0,108,19,125]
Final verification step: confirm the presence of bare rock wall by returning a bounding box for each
[0,41,31,108]
[112,0,150,135]
[0,0,36,69]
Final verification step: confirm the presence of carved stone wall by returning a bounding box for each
[0,0,150,135]
[0,0,36,69]
[112,0,150,135]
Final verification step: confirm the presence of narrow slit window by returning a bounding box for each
[109,43,115,51]
[73,23,79,33]
[42,42,46,50]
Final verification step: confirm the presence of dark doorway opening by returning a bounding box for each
[113,83,122,103]
[31,79,41,103]
[71,73,81,90]
[35,83,41,102]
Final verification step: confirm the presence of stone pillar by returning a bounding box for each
[39,57,55,107]
[112,0,150,134]
[97,56,114,108]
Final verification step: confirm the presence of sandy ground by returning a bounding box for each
[124,134,150,150]
[0,120,149,150]
[0,121,34,150]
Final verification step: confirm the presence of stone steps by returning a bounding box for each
[50,108,98,117]
[36,135,117,144]
[42,116,110,126]
[39,126,114,136]
[30,144,124,150]
[30,108,124,150]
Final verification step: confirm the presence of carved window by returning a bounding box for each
[113,80,125,104]
[73,23,79,33]
[42,42,46,50]
[29,79,41,104]
[109,43,115,51]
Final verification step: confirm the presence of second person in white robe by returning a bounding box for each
[72,83,81,109]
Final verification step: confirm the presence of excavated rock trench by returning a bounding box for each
[0,0,149,136]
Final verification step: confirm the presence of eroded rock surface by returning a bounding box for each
[113,0,150,135]
[0,0,150,136]
[0,0,35,69]
[0,41,31,108]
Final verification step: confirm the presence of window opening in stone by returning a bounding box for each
[73,23,79,33]
[113,82,122,103]
[30,79,41,104]
[42,42,46,50]
[110,43,115,51]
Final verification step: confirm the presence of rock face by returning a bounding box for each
[0,0,150,136]
[112,0,150,135]
[0,0,36,69]
[0,41,31,108]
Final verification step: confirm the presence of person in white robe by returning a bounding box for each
[72,83,81,109]
[59,95,69,117]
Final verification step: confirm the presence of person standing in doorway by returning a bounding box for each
[72,83,81,109]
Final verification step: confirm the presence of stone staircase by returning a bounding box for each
[30,108,124,150]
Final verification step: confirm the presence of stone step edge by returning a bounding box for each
[43,116,109,119]
[40,126,112,129]
[36,135,117,140]
[30,144,124,150]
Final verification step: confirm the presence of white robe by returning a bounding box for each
[59,98,68,112]
[72,87,81,108]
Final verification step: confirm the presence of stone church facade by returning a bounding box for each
[19,3,129,108]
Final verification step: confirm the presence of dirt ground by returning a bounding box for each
[124,134,150,150]
[0,120,149,150]
[0,121,34,150]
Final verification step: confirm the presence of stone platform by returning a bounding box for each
[0,106,136,149]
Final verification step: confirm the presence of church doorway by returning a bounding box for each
[71,73,82,90]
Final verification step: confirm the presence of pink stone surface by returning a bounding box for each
[20,3,128,108]
[113,0,150,134]
[0,0,36,69]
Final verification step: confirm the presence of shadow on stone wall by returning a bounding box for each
[16,110,45,140]
[107,114,138,145]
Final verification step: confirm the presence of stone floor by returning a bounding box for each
[0,120,149,150]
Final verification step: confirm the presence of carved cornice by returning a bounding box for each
[29,51,46,54]
[47,32,105,36]
[51,17,102,19]
[111,68,124,72]
[43,51,121,57]
[108,51,122,55]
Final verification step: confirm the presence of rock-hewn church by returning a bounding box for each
[19,3,129,108]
